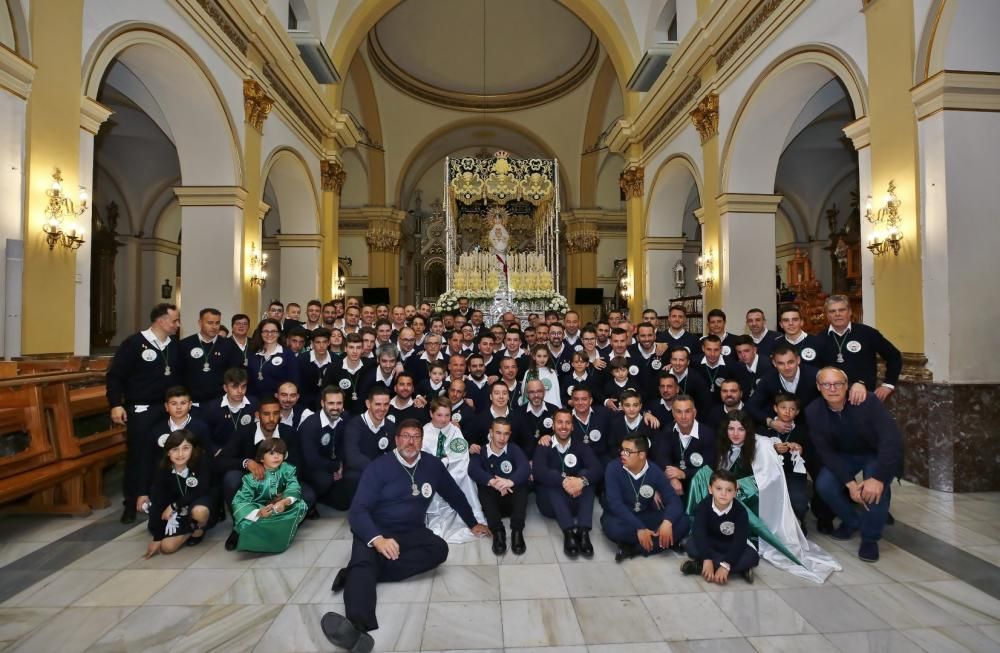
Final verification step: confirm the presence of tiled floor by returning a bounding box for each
[0,481,998,652]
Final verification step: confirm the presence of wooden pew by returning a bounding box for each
[0,366,125,516]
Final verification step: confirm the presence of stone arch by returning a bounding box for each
[325,0,640,114]
[721,45,868,195]
[917,0,1000,81]
[645,154,702,237]
[260,147,321,235]
[82,24,244,187]
[579,56,621,206]
[1,0,28,56]
[346,53,386,205]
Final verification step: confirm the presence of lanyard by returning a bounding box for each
[626,469,647,512]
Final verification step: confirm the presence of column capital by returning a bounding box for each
[276,233,324,248]
[716,193,783,214]
[690,92,719,144]
[619,166,645,200]
[564,229,600,254]
[842,117,871,150]
[173,186,248,208]
[243,78,273,132]
[911,70,1000,120]
[321,158,346,194]
[365,208,405,253]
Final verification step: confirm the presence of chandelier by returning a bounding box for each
[865,181,903,257]
[42,168,87,250]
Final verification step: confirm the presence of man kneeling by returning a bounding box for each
[601,434,689,562]
[322,419,489,653]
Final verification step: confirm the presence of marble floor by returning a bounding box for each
[0,481,999,653]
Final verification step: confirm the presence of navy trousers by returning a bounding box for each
[344,528,449,631]
[535,486,595,530]
[815,454,892,541]
[601,509,690,551]
[686,537,759,573]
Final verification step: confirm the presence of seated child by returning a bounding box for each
[146,429,214,558]
[681,468,759,584]
[601,434,689,562]
[232,438,308,553]
[766,393,809,530]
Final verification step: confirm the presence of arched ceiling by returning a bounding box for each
[369,0,598,110]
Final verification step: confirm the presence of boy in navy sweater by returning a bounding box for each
[468,417,530,555]
[602,434,689,562]
[681,469,759,584]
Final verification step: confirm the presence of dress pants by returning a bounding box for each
[601,509,690,550]
[535,486,594,530]
[815,454,892,541]
[304,469,353,511]
[686,536,759,572]
[344,528,449,631]
[477,485,528,531]
[122,405,165,503]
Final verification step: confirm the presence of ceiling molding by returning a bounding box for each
[366,29,599,112]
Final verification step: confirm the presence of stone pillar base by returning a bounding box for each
[891,380,1000,493]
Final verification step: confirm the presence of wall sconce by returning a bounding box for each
[619,276,632,302]
[331,276,346,300]
[696,249,715,289]
[42,168,87,250]
[248,242,268,287]
[865,180,903,256]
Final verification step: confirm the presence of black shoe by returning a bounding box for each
[321,612,374,653]
[510,529,526,555]
[816,520,835,535]
[492,529,507,556]
[742,568,754,584]
[615,543,639,563]
[120,505,136,524]
[830,523,858,541]
[577,528,594,557]
[331,567,349,593]
[224,530,239,551]
[858,540,880,562]
[563,529,579,557]
[680,559,700,575]
[306,506,320,520]
[186,530,205,547]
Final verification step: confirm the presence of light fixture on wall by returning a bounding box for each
[248,242,268,287]
[42,168,88,250]
[619,276,632,303]
[865,180,903,256]
[696,249,715,289]
[332,276,346,300]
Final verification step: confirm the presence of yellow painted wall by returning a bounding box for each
[21,0,84,354]
[864,0,924,352]
[242,120,262,319]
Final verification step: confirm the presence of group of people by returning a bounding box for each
[106,293,904,652]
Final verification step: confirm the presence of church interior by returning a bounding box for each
[0,0,999,651]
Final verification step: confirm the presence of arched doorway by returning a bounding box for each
[644,155,702,313]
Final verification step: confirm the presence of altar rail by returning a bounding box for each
[0,358,125,516]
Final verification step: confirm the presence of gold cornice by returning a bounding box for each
[716,0,785,69]
[366,29,599,112]
[642,78,702,151]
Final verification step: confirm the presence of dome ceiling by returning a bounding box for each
[368,0,598,111]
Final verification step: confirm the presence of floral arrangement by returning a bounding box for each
[436,289,571,315]
[435,290,459,312]
[546,294,570,314]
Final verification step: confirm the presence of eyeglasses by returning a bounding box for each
[398,433,424,441]
[620,448,641,456]
[818,381,847,390]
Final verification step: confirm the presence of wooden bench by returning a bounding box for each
[0,365,125,516]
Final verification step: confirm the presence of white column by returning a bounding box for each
[0,51,32,358]
[717,194,781,325]
[173,187,247,336]
[642,236,686,313]
[843,117,875,324]
[277,234,322,306]
[913,72,1000,383]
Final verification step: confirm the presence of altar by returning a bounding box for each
[436,152,569,325]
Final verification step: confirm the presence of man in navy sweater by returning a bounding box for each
[299,386,350,510]
[807,367,903,563]
[602,434,689,562]
[822,295,902,405]
[533,408,603,558]
[323,419,489,652]
[468,417,530,555]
